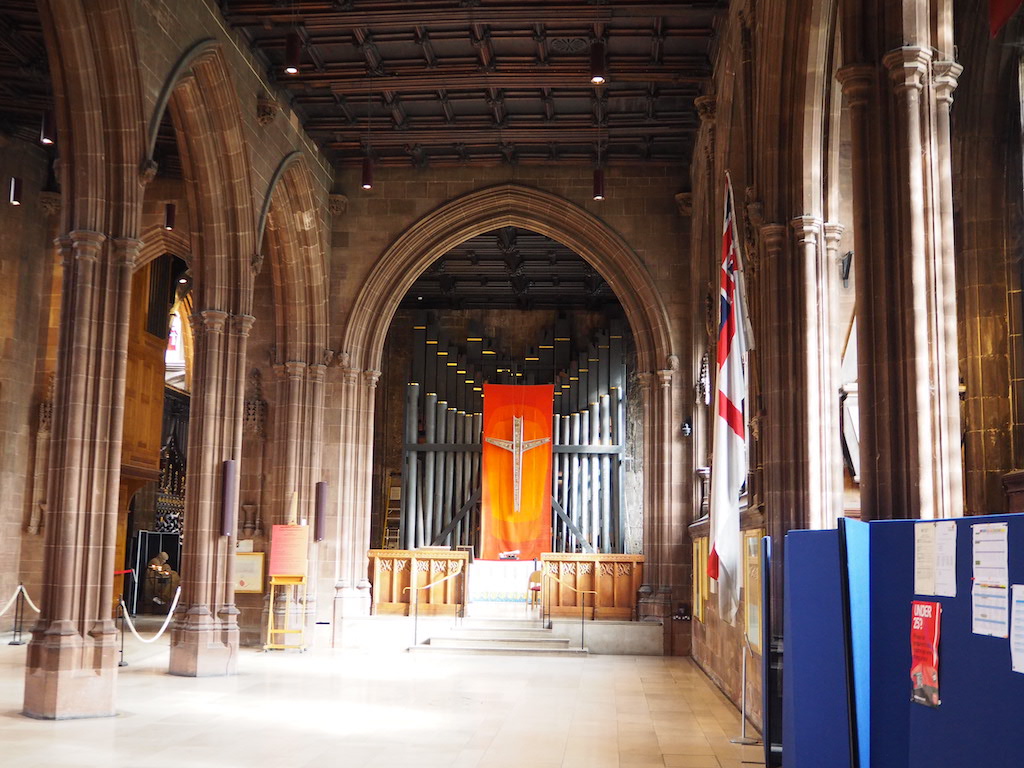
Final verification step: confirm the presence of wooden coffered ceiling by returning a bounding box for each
[0,1,49,144]
[399,226,618,310]
[224,0,726,171]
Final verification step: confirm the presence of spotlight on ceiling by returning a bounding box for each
[40,111,56,146]
[589,40,607,85]
[284,31,302,75]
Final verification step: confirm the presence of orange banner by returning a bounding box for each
[481,384,553,560]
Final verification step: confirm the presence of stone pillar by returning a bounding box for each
[169,311,253,676]
[790,215,842,529]
[838,50,963,521]
[332,364,378,632]
[23,232,137,719]
[756,224,793,629]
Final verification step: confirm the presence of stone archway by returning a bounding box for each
[332,183,684,622]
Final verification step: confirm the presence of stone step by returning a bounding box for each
[408,643,588,657]
[457,618,547,631]
[441,627,556,641]
[427,635,572,650]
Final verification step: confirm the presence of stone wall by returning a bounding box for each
[0,138,55,617]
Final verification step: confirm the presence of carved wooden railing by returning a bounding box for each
[539,553,644,620]
[368,549,468,616]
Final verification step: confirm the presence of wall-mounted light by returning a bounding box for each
[39,111,56,146]
[164,202,176,231]
[589,40,607,85]
[840,250,853,287]
[9,177,22,205]
[284,31,302,75]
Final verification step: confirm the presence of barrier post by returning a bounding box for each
[118,595,128,667]
[8,584,26,646]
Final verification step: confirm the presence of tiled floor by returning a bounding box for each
[0,628,763,768]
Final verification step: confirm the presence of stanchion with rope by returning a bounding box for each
[117,594,128,667]
[1,583,41,646]
[116,586,181,659]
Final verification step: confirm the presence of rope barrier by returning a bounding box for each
[20,586,40,614]
[0,585,41,618]
[118,586,181,644]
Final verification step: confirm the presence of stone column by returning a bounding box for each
[790,215,841,529]
[24,232,137,719]
[169,311,253,676]
[823,222,848,518]
[837,49,963,522]
[756,224,794,629]
[331,364,378,635]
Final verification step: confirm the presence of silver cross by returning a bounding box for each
[485,415,550,513]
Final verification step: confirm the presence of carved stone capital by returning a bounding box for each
[139,158,158,186]
[790,215,821,246]
[674,192,692,218]
[68,230,106,262]
[38,191,61,217]
[694,95,716,123]
[200,309,229,334]
[656,369,673,389]
[759,223,787,254]
[363,369,381,388]
[635,371,654,392]
[328,194,348,216]
[882,46,931,95]
[285,360,307,380]
[308,363,327,384]
[229,313,256,337]
[932,60,964,106]
[256,96,281,127]
[823,221,845,244]
[836,64,876,108]
[111,237,143,268]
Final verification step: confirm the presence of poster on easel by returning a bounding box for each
[268,524,309,578]
[911,600,942,707]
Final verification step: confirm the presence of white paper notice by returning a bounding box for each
[934,521,957,598]
[972,583,1010,638]
[914,522,937,596]
[1012,585,1024,674]
[972,523,1009,588]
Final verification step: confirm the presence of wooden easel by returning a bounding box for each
[264,574,308,651]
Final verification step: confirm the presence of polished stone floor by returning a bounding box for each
[0,626,763,768]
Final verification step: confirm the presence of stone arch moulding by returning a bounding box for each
[144,38,220,164]
[137,225,192,271]
[258,150,302,244]
[341,183,675,374]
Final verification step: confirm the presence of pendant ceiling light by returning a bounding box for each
[362,95,374,190]
[284,31,302,75]
[590,40,607,85]
[164,202,176,231]
[40,110,56,146]
[9,177,22,205]
[592,168,605,201]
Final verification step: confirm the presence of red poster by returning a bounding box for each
[910,600,941,707]
[268,524,309,578]
[481,384,553,560]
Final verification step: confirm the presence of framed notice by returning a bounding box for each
[269,524,310,578]
[235,552,264,593]
[744,528,765,654]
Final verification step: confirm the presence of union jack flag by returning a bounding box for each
[707,172,753,625]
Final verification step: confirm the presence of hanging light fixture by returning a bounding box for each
[39,110,56,146]
[592,168,605,201]
[284,31,302,75]
[9,177,22,205]
[361,95,374,190]
[164,202,176,230]
[589,40,607,85]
